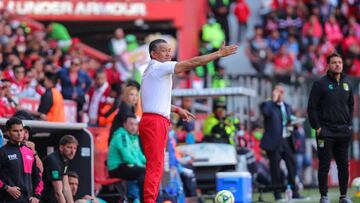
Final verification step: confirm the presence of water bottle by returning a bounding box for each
[285,185,293,202]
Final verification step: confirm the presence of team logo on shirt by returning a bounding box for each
[8,154,17,160]
[26,155,34,161]
[343,83,349,91]
[52,170,60,179]
[328,84,334,90]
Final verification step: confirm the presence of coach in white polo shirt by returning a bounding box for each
[139,39,237,203]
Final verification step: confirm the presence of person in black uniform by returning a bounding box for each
[260,84,302,200]
[0,117,43,203]
[42,135,78,203]
[308,53,354,203]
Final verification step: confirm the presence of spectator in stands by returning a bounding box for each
[302,15,323,46]
[0,79,17,118]
[47,22,72,52]
[319,0,334,23]
[68,171,107,203]
[9,65,27,96]
[211,66,228,89]
[107,115,145,203]
[277,6,302,39]
[203,101,227,142]
[313,48,327,75]
[318,36,335,58]
[104,59,122,86]
[0,117,43,203]
[110,28,129,78]
[344,16,360,41]
[35,72,65,122]
[263,12,279,36]
[97,83,122,127]
[109,84,139,143]
[273,44,294,75]
[267,29,283,54]
[57,57,92,120]
[110,28,127,57]
[42,135,78,203]
[246,26,270,74]
[201,17,226,51]
[342,28,360,56]
[23,125,44,173]
[259,0,273,17]
[234,0,251,42]
[286,34,300,59]
[208,0,231,43]
[86,69,111,126]
[18,68,41,99]
[324,15,343,46]
[300,44,317,74]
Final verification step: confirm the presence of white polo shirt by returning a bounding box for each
[141,59,177,118]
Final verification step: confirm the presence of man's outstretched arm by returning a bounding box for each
[174,42,237,74]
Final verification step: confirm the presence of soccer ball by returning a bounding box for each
[214,190,235,203]
[352,177,360,197]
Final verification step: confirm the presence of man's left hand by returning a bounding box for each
[218,42,238,58]
[29,197,39,203]
[178,108,196,122]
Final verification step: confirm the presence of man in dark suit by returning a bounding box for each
[260,84,302,200]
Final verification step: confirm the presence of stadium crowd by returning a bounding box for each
[203,0,360,76]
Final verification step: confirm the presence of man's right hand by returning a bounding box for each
[6,186,21,199]
[316,128,322,136]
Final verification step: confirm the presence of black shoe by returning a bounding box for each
[274,192,282,201]
[293,193,305,199]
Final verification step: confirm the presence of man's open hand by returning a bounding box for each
[218,42,238,57]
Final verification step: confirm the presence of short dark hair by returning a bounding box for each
[59,135,79,146]
[124,114,137,124]
[6,117,23,130]
[111,83,122,96]
[94,68,106,79]
[126,114,137,120]
[149,39,167,59]
[126,80,140,90]
[44,72,57,85]
[326,53,342,64]
[68,171,79,179]
[13,65,25,71]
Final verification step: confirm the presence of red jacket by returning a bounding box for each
[87,83,112,124]
[234,0,250,23]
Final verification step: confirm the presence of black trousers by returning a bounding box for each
[317,133,350,196]
[109,164,145,203]
[266,138,298,195]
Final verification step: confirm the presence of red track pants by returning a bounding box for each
[139,113,170,203]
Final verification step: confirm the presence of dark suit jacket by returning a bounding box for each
[260,100,293,151]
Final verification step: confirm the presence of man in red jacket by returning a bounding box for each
[234,0,251,42]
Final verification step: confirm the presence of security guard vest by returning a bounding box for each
[47,88,65,122]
